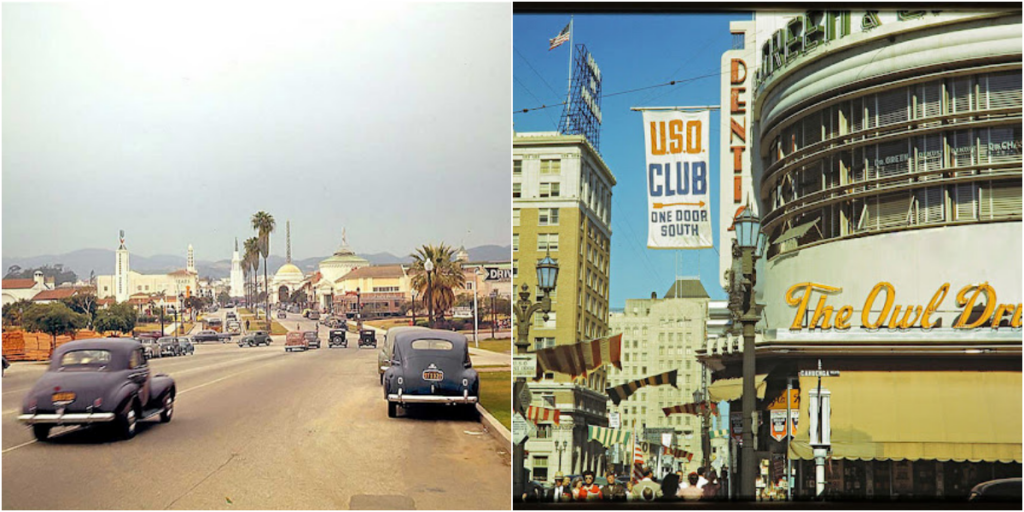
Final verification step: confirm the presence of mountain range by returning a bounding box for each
[3,245,511,281]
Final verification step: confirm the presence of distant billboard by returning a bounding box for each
[559,44,603,152]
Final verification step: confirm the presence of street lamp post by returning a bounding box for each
[473,267,482,348]
[512,250,558,500]
[356,287,362,330]
[732,204,768,500]
[556,439,568,474]
[693,388,711,471]
[411,290,417,327]
[424,258,434,329]
[490,289,498,340]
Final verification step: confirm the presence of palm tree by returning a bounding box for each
[409,243,465,326]
[251,212,275,321]
[243,237,260,314]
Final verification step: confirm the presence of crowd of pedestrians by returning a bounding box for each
[520,465,728,503]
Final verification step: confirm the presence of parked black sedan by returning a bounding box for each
[176,337,195,355]
[157,337,181,357]
[303,331,321,349]
[382,329,478,418]
[328,329,347,348]
[18,338,176,441]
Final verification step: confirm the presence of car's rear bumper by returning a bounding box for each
[18,412,116,425]
[387,392,478,405]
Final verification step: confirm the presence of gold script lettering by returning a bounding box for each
[954,283,996,329]
[786,283,843,330]
[920,283,949,329]
[862,282,895,329]
[834,306,853,329]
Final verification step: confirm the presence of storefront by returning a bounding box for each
[706,9,1022,500]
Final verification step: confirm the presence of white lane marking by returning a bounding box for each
[2,355,289,451]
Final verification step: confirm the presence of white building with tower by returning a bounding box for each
[95,231,200,301]
[230,238,244,299]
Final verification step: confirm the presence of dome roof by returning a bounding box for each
[274,263,304,280]
[320,246,369,267]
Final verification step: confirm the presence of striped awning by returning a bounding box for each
[588,425,631,447]
[526,405,560,425]
[535,334,623,378]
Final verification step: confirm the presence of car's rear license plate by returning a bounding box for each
[423,370,443,381]
[52,392,76,403]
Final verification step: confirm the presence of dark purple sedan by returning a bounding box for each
[18,338,176,441]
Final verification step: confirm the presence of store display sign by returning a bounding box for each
[770,410,799,442]
[642,109,713,249]
[786,282,1022,331]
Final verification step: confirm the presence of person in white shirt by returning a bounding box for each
[696,467,709,489]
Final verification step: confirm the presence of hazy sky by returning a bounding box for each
[3,2,511,262]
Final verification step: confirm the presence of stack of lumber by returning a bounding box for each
[2,329,111,361]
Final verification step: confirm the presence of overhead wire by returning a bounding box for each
[513,75,560,130]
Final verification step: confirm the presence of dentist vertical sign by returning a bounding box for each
[642,110,713,249]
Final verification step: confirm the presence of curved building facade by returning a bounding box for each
[708,10,1021,500]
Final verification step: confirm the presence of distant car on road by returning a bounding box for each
[239,331,271,347]
[139,338,162,359]
[225,311,238,322]
[359,329,377,349]
[382,329,478,418]
[192,330,223,343]
[177,337,195,356]
[303,331,321,349]
[969,478,1021,502]
[307,311,320,320]
[277,310,287,319]
[18,338,176,441]
[285,331,307,352]
[226,321,242,335]
[157,337,181,357]
[328,329,347,348]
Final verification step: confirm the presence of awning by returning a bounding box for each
[708,374,768,402]
[773,219,819,245]
[789,371,1022,463]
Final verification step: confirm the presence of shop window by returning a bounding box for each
[915,80,942,122]
[532,456,549,482]
[954,183,979,221]
[949,130,976,168]
[914,186,945,225]
[984,126,1022,165]
[916,134,943,178]
[874,139,911,179]
[981,180,1023,219]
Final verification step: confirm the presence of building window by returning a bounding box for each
[532,456,549,482]
[513,160,522,176]
[540,182,561,198]
[731,32,744,50]
[540,159,561,175]
[538,208,560,226]
[512,209,520,226]
[512,234,519,252]
[536,424,552,439]
[537,233,559,252]
[513,182,521,198]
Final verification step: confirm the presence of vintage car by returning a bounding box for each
[239,331,271,347]
[382,329,478,418]
[176,337,195,355]
[225,311,238,322]
[157,336,181,357]
[358,329,377,349]
[18,338,176,441]
[303,331,321,349]
[139,338,162,359]
[379,326,429,384]
[193,330,222,343]
[328,329,347,348]
[277,310,287,319]
[226,321,242,335]
[307,311,320,320]
[969,478,1022,502]
[285,331,307,352]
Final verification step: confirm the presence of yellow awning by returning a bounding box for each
[708,374,768,402]
[789,371,1022,463]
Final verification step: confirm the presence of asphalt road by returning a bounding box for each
[2,311,510,510]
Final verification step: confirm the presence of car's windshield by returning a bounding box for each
[411,339,454,351]
[158,337,173,343]
[303,332,317,339]
[60,350,112,368]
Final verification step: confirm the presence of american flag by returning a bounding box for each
[632,443,645,482]
[549,22,570,50]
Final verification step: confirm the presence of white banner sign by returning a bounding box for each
[642,109,713,249]
[512,355,537,377]
[609,412,621,429]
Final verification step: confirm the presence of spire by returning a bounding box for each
[235,237,238,252]
[286,221,292,263]
[342,227,348,248]
[118,229,126,250]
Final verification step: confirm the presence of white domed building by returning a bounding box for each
[271,261,305,304]
[314,230,369,311]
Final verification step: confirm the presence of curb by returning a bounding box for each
[477,403,512,447]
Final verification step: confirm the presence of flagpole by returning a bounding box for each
[566,15,574,132]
